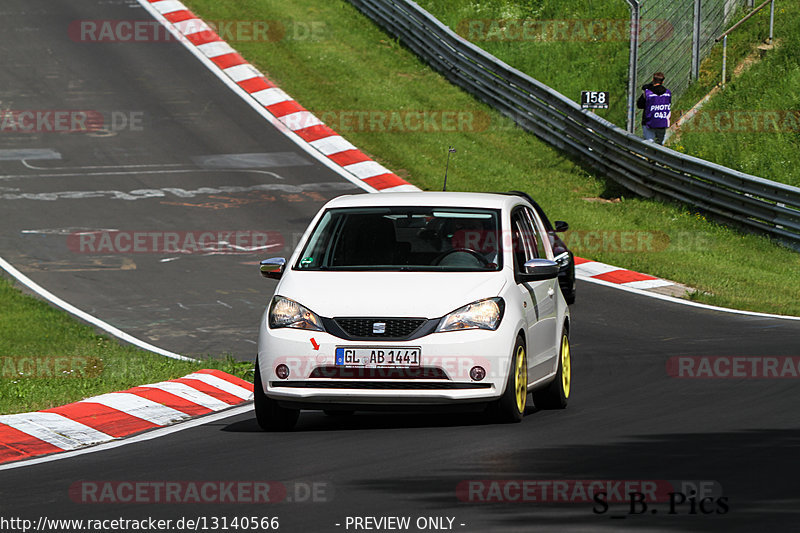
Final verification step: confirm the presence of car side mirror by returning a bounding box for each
[554,221,569,232]
[520,258,559,282]
[260,257,286,280]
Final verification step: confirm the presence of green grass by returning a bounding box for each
[669,3,800,188]
[181,0,800,316]
[0,275,251,415]
[419,0,800,188]
[416,0,631,127]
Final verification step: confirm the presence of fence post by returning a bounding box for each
[768,0,775,44]
[691,0,702,80]
[721,35,728,87]
[625,0,641,133]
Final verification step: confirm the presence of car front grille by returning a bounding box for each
[333,318,426,339]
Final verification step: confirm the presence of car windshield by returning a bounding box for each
[295,206,503,272]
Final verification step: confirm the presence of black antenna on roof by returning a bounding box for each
[442,146,456,191]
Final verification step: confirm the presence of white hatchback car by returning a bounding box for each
[255,192,571,430]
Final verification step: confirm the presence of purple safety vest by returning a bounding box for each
[644,88,671,128]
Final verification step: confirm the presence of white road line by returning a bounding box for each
[578,274,800,321]
[21,160,187,171]
[0,168,285,181]
[0,257,195,361]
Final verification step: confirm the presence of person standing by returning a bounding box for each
[636,72,671,145]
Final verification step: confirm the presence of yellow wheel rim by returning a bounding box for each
[514,344,527,413]
[561,335,571,398]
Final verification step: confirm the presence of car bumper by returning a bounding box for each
[257,321,517,407]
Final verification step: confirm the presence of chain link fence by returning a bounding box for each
[635,0,747,132]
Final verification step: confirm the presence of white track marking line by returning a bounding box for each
[0,257,195,361]
[578,274,800,321]
[0,168,285,180]
[21,160,187,171]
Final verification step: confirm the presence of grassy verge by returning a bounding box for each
[0,275,251,415]
[418,0,800,188]
[183,0,799,316]
[669,4,800,188]
[415,0,630,128]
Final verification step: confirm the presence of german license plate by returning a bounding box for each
[335,347,421,367]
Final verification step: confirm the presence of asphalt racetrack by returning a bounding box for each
[1,1,799,532]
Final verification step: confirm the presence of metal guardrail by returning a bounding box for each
[348,0,800,245]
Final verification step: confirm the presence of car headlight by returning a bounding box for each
[268,296,324,331]
[436,298,504,332]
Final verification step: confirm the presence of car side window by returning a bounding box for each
[521,208,548,260]
[511,209,536,272]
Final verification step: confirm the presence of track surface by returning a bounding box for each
[2,1,800,532]
[0,0,359,358]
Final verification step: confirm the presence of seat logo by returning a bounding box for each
[373,322,386,334]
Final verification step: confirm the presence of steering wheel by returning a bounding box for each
[434,248,490,267]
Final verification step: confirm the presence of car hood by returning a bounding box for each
[276,270,508,318]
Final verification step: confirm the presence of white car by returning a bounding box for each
[255,192,571,430]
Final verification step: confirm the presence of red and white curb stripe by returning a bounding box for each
[0,370,252,465]
[140,0,418,194]
[575,256,690,296]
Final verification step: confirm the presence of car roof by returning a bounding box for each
[322,191,531,211]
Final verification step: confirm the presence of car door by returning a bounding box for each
[511,207,558,382]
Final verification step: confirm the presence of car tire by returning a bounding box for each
[254,358,300,431]
[491,336,528,423]
[564,290,576,305]
[532,329,571,409]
